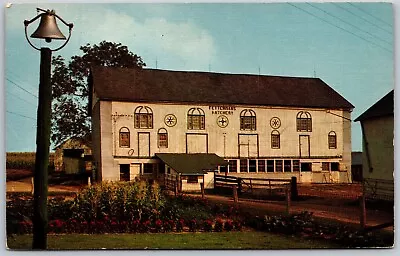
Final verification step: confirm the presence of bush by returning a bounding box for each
[203,219,213,232]
[224,219,234,231]
[214,218,223,232]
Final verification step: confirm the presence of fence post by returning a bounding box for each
[200,182,205,199]
[285,186,291,216]
[233,185,239,204]
[269,180,272,196]
[237,178,242,194]
[360,194,366,230]
[31,177,34,195]
[290,176,298,200]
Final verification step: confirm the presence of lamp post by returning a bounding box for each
[24,8,73,249]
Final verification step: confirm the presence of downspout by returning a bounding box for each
[360,122,373,175]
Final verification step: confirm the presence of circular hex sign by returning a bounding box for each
[270,117,281,129]
[164,114,177,127]
[217,115,229,128]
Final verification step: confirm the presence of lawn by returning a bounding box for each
[7,231,339,250]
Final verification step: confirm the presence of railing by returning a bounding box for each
[363,178,394,201]
[214,174,291,195]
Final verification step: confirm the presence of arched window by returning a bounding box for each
[134,106,153,129]
[328,131,337,149]
[187,107,205,130]
[271,130,280,149]
[296,111,312,132]
[158,128,168,148]
[119,127,130,148]
[240,109,256,130]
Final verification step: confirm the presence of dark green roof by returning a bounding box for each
[156,153,227,175]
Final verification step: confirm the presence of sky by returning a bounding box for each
[2,1,395,153]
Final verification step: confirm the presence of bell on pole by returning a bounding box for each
[30,11,66,43]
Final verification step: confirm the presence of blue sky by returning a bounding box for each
[3,1,394,152]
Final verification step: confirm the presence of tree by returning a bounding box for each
[51,41,146,145]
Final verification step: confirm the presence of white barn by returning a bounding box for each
[89,67,354,190]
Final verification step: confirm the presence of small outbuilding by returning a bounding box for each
[54,136,92,174]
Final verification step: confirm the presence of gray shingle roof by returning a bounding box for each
[90,66,354,109]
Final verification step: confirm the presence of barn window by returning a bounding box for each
[187,108,205,130]
[284,160,292,172]
[158,128,168,148]
[275,160,283,172]
[267,160,274,172]
[328,131,337,149]
[119,127,130,148]
[258,160,266,172]
[322,162,330,171]
[271,130,280,149]
[228,160,237,173]
[296,111,312,132]
[293,160,300,172]
[240,159,248,172]
[134,106,153,129]
[143,163,154,174]
[187,176,199,183]
[240,109,256,130]
[249,160,257,172]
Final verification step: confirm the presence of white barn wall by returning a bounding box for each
[89,100,353,183]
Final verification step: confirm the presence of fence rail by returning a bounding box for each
[363,178,394,201]
[214,174,292,195]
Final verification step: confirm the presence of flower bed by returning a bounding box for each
[7,182,244,235]
[245,211,392,248]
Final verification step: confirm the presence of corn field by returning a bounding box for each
[6,152,55,170]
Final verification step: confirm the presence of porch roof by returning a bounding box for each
[155,153,227,175]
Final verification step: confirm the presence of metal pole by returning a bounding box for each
[32,47,52,249]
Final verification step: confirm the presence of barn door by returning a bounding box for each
[299,135,310,157]
[238,134,258,158]
[138,132,150,157]
[186,134,208,153]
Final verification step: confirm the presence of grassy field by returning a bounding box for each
[7,232,339,250]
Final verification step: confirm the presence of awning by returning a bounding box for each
[155,153,227,175]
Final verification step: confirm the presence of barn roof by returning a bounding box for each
[355,90,394,122]
[89,66,354,109]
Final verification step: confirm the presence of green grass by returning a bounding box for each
[7,232,339,250]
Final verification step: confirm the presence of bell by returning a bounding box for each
[30,12,66,43]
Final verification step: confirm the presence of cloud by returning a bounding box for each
[78,8,216,69]
[6,4,216,70]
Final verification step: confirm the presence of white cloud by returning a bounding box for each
[6,4,216,70]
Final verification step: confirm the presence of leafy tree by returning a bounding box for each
[51,41,146,145]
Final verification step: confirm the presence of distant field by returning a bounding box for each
[7,232,339,250]
[6,152,54,177]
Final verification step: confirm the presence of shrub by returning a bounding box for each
[203,219,213,232]
[154,219,163,233]
[214,218,223,232]
[233,219,242,231]
[163,220,175,232]
[176,219,185,232]
[188,219,198,232]
[224,219,234,231]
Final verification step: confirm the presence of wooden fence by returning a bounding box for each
[363,178,394,201]
[214,174,292,195]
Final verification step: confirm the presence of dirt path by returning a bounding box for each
[6,177,81,193]
[197,194,393,231]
